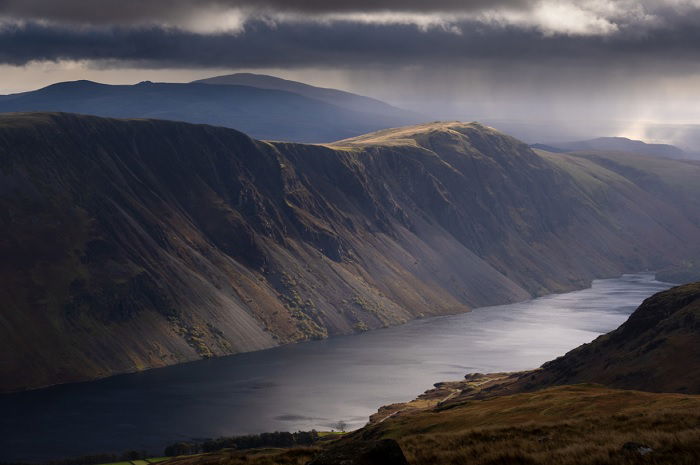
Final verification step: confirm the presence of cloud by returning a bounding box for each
[2,1,700,149]
[0,0,533,22]
[2,0,700,114]
[1,7,700,70]
[0,0,693,36]
[0,0,534,32]
[485,2,621,36]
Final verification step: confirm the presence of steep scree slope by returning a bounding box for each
[1,114,699,391]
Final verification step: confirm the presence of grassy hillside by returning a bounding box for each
[657,260,700,284]
[541,149,700,283]
[500,282,700,394]
[357,384,700,465]
[2,114,700,392]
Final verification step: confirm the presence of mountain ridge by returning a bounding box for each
[0,80,420,142]
[532,136,688,159]
[2,112,700,392]
[191,72,414,119]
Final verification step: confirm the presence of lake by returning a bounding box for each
[0,273,672,462]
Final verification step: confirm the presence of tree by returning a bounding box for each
[333,420,348,433]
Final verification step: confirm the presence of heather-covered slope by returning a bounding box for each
[355,384,700,465]
[514,282,700,394]
[1,114,699,392]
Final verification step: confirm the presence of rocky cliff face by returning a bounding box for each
[1,113,699,392]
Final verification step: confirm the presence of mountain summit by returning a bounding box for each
[192,72,415,119]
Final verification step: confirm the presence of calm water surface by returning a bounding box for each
[1,273,672,461]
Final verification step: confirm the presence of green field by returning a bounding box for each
[98,457,170,465]
[316,431,348,438]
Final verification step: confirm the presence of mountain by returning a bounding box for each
[192,72,415,120]
[2,113,700,392]
[657,261,700,284]
[512,282,700,394]
[533,136,687,159]
[0,80,420,143]
[529,142,569,153]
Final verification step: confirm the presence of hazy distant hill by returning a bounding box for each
[2,113,700,392]
[532,136,687,159]
[657,261,700,284]
[192,72,415,120]
[0,80,419,142]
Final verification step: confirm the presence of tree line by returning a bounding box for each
[0,431,323,465]
[1,450,150,465]
[164,430,321,456]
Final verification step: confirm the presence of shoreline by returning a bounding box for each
[4,272,667,396]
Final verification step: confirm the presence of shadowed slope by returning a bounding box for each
[515,282,700,394]
[1,114,699,391]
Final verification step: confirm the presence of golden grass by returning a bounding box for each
[161,448,318,465]
[160,385,700,465]
[363,384,700,465]
[326,121,494,149]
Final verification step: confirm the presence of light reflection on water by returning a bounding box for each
[1,273,672,461]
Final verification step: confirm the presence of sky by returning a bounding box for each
[2,0,700,146]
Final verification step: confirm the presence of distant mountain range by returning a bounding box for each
[2,112,700,392]
[192,72,414,119]
[0,76,421,142]
[532,136,689,159]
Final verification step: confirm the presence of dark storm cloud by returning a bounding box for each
[0,0,534,24]
[1,16,700,70]
[1,0,700,73]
